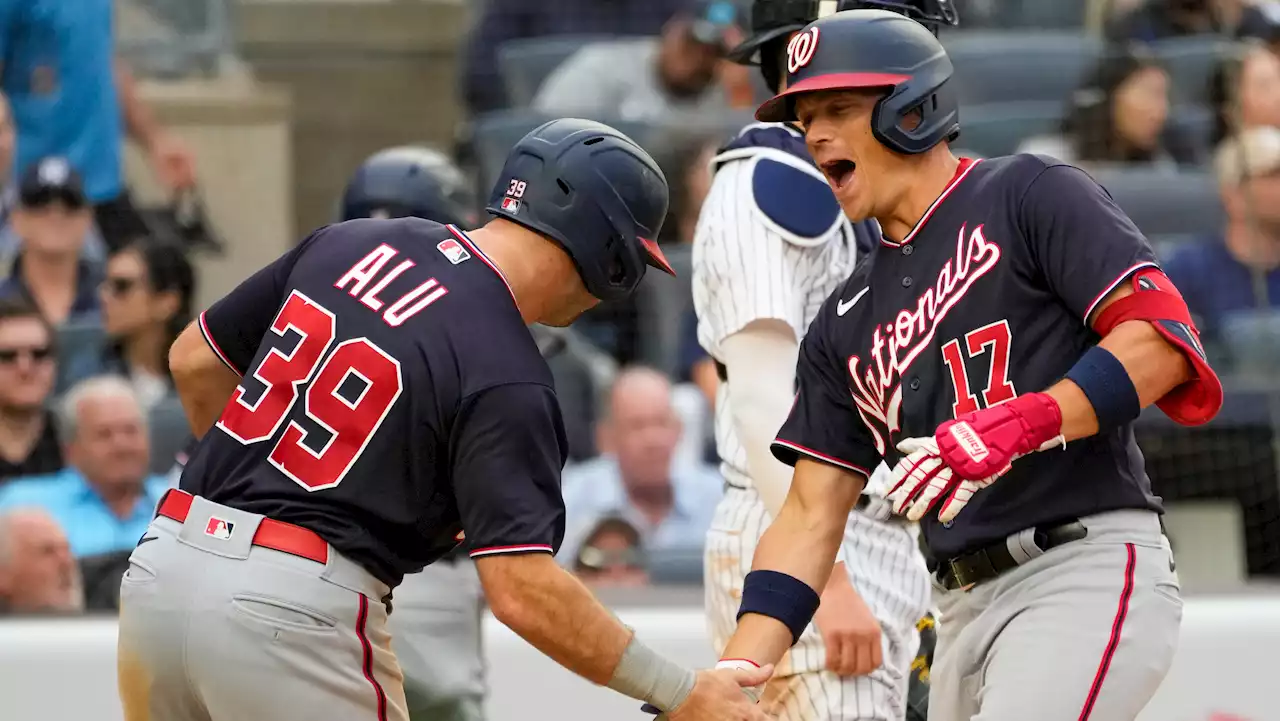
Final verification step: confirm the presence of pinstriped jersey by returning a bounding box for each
[772,155,1165,559]
[692,123,867,492]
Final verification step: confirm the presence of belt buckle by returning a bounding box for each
[949,549,997,591]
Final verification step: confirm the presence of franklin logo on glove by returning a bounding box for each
[948,422,988,463]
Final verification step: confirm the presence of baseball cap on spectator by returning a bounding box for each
[682,0,742,51]
[18,157,87,209]
[1238,1,1280,43]
[1215,126,1280,185]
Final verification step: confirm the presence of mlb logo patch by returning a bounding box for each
[500,197,521,214]
[455,529,466,542]
[436,238,472,265]
[205,517,234,540]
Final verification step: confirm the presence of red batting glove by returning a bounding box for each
[935,393,1065,481]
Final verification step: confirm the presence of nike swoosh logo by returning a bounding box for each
[837,286,870,316]
[137,535,157,547]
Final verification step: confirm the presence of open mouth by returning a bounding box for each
[821,159,857,191]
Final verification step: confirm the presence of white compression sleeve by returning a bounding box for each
[721,320,803,521]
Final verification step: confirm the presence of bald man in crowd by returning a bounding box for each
[0,507,83,614]
[558,365,722,564]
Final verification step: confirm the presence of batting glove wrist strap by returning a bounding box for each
[607,635,696,712]
[737,569,821,645]
[936,392,1062,481]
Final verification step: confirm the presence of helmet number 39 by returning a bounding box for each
[787,27,820,74]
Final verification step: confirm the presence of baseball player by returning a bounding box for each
[712,10,1224,721]
[692,1,955,720]
[337,145,487,721]
[116,118,772,721]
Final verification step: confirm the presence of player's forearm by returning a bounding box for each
[481,557,629,682]
[1046,319,1194,441]
[722,323,801,518]
[169,322,241,437]
[720,461,863,666]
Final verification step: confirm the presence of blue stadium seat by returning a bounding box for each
[952,101,1065,158]
[54,321,106,395]
[497,35,615,109]
[1087,166,1224,238]
[950,0,1087,29]
[1151,35,1237,107]
[635,244,694,377]
[147,395,191,476]
[943,32,1103,105]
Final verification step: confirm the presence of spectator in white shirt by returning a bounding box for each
[559,365,721,564]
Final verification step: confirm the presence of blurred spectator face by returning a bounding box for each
[100,246,182,340]
[573,520,649,587]
[599,368,682,493]
[11,158,91,258]
[1112,65,1170,152]
[659,21,725,98]
[66,389,150,493]
[658,3,739,99]
[0,510,82,613]
[0,96,14,184]
[0,314,54,413]
[1237,47,1280,131]
[1217,126,1280,250]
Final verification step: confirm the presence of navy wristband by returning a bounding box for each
[737,570,821,645]
[1064,345,1141,432]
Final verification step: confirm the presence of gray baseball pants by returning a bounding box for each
[117,493,409,721]
[392,561,488,721]
[928,509,1182,721]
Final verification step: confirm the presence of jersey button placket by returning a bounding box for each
[910,378,921,391]
[902,276,913,288]
[902,244,913,256]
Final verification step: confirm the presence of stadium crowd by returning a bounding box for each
[2,0,1280,620]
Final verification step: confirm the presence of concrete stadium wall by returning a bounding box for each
[2,595,1278,721]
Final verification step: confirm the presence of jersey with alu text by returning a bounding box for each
[181,218,568,587]
[772,155,1163,558]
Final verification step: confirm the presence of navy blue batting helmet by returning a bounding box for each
[485,118,672,304]
[730,0,958,91]
[755,9,961,155]
[340,146,479,227]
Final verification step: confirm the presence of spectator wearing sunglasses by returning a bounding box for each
[0,298,61,484]
[95,239,194,410]
[571,515,650,588]
[0,158,101,326]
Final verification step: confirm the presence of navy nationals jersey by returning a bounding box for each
[772,155,1163,559]
[181,219,568,587]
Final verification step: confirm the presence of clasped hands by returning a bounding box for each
[886,393,1065,523]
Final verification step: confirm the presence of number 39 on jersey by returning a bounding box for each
[216,290,404,491]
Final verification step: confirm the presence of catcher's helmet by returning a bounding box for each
[340,146,478,227]
[730,0,959,91]
[486,118,672,304]
[755,9,961,155]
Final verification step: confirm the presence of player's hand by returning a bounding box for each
[665,664,774,721]
[147,131,198,191]
[935,392,1064,481]
[813,562,882,677]
[886,437,990,523]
